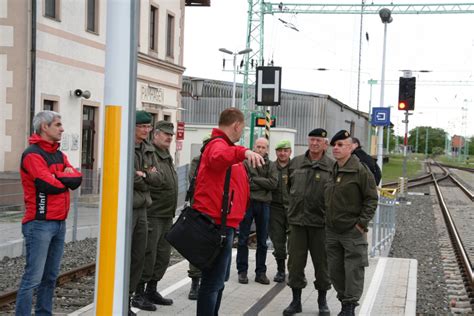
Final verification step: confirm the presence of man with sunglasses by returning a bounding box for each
[324,130,378,316]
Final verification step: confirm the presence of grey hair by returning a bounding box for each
[33,111,61,134]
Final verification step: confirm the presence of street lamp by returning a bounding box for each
[376,8,392,182]
[219,47,253,107]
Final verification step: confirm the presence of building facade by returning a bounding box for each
[0,0,187,191]
[181,76,370,158]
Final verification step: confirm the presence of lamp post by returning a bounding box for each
[376,8,393,180]
[219,48,253,108]
[367,79,377,154]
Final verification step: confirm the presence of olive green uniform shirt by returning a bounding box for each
[324,154,378,233]
[148,146,178,218]
[245,155,278,203]
[287,151,334,227]
[133,140,162,209]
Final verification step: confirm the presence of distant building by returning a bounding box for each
[180,76,370,164]
[451,135,465,156]
[0,1,193,185]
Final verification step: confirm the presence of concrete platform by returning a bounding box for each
[73,249,417,316]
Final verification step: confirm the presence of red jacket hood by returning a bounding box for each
[29,134,60,153]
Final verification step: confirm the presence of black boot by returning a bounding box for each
[188,277,200,300]
[345,303,356,316]
[145,279,173,305]
[128,296,136,316]
[317,290,330,314]
[337,302,347,316]
[274,259,286,283]
[131,283,157,311]
[283,288,302,315]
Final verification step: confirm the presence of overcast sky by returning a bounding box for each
[183,0,474,137]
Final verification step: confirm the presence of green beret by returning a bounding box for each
[308,128,327,138]
[330,130,351,146]
[136,110,152,124]
[155,120,175,135]
[275,139,292,150]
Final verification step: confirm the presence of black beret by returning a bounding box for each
[330,130,351,146]
[308,128,327,138]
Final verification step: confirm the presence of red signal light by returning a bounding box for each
[398,101,407,110]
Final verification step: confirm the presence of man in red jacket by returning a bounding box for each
[16,111,82,315]
[193,108,264,316]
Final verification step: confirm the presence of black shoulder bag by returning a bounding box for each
[165,138,232,270]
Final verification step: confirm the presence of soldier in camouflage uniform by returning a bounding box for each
[283,128,334,316]
[324,130,378,316]
[139,121,178,308]
[130,111,162,314]
[186,133,211,300]
[269,140,292,283]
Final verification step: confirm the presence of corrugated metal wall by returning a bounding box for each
[182,77,369,148]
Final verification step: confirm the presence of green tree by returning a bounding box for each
[383,126,398,153]
[469,136,474,156]
[407,126,447,155]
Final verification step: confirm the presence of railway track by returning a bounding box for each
[430,162,474,309]
[0,263,96,307]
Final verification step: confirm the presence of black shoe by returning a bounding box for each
[131,294,157,311]
[283,288,302,315]
[128,298,137,316]
[188,277,200,300]
[345,303,356,316]
[145,290,173,305]
[317,290,330,314]
[338,302,356,316]
[145,280,174,305]
[255,273,270,285]
[273,271,286,283]
[238,272,249,284]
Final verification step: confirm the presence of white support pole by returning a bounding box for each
[94,1,138,315]
[376,21,389,180]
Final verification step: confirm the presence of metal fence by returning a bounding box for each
[370,189,397,257]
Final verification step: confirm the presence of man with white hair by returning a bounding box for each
[16,111,82,315]
[237,137,277,285]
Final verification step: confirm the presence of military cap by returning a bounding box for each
[330,129,351,146]
[136,110,152,124]
[155,120,175,135]
[308,128,327,138]
[275,139,292,150]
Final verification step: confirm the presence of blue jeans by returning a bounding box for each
[197,227,234,316]
[237,201,270,274]
[16,220,66,316]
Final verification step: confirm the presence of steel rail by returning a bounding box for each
[432,165,474,289]
[0,263,95,307]
[437,163,474,173]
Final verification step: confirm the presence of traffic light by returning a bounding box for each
[255,116,276,127]
[398,77,416,110]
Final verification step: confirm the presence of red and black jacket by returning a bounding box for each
[20,134,82,224]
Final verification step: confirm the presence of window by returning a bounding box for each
[163,114,171,122]
[86,0,98,33]
[166,14,175,57]
[45,0,58,19]
[43,99,57,111]
[150,6,158,51]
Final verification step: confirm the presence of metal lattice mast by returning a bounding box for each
[241,0,265,146]
[242,2,474,130]
[261,3,474,14]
